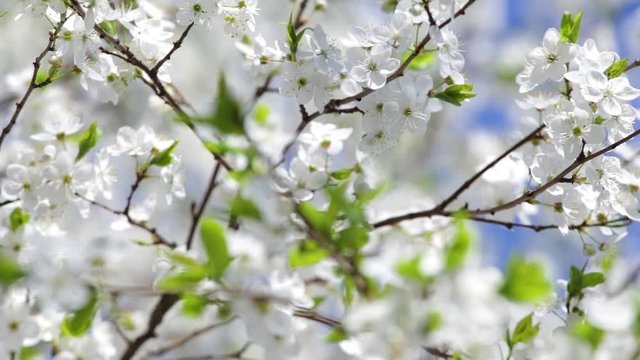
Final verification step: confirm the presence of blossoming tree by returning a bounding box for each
[1,0,640,359]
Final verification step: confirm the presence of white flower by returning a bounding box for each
[350,46,400,90]
[390,74,442,134]
[108,125,169,157]
[217,0,258,37]
[579,71,640,117]
[160,157,186,205]
[275,154,327,201]
[517,28,576,93]
[606,104,637,142]
[431,26,465,84]
[2,163,41,207]
[298,122,353,155]
[31,116,83,142]
[515,92,562,111]
[177,0,215,27]
[79,54,127,105]
[93,148,117,200]
[0,302,39,352]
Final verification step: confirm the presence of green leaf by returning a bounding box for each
[297,202,332,239]
[150,140,178,167]
[98,20,118,37]
[181,293,209,318]
[200,218,232,280]
[194,75,244,135]
[402,49,436,70]
[157,267,207,292]
[167,251,202,268]
[75,122,102,161]
[434,84,476,106]
[560,11,583,43]
[422,311,442,334]
[511,313,540,346]
[61,288,99,337]
[572,321,604,349]
[397,256,429,282]
[330,168,354,181]
[604,58,629,79]
[336,226,369,252]
[9,208,29,232]
[444,219,473,271]
[500,257,552,303]
[0,252,25,286]
[325,326,348,343]
[35,69,48,85]
[286,13,311,61]
[230,196,262,221]
[253,103,271,125]
[19,346,41,360]
[567,266,605,298]
[289,240,328,267]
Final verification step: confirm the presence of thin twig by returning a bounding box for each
[185,161,223,249]
[76,193,176,249]
[0,15,68,150]
[141,317,238,358]
[119,294,180,360]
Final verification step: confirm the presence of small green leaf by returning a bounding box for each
[567,266,605,298]
[500,257,552,303]
[35,69,48,85]
[325,326,348,343]
[289,240,328,267]
[19,346,41,360]
[330,168,354,181]
[75,122,102,161]
[98,20,118,37]
[9,208,29,232]
[434,84,476,106]
[61,288,99,337]
[402,49,436,70]
[444,219,473,271]
[200,218,232,280]
[230,196,262,221]
[194,75,244,135]
[0,252,25,286]
[157,267,207,292]
[397,256,431,282]
[422,311,442,334]
[181,293,209,318]
[572,320,604,349]
[297,202,332,239]
[604,58,629,79]
[167,251,202,269]
[253,103,271,125]
[560,11,583,43]
[150,140,178,167]
[511,313,540,346]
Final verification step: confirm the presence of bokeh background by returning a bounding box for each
[1,0,640,282]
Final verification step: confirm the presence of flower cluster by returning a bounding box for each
[1,1,640,359]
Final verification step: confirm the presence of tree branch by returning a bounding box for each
[0,15,68,150]
[185,161,223,249]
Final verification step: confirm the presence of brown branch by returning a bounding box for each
[120,294,180,360]
[141,316,238,358]
[434,124,546,212]
[167,343,250,360]
[466,216,631,232]
[185,161,223,249]
[293,0,310,29]
[373,126,640,228]
[626,59,640,72]
[0,15,68,150]
[76,193,177,249]
[152,23,195,74]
